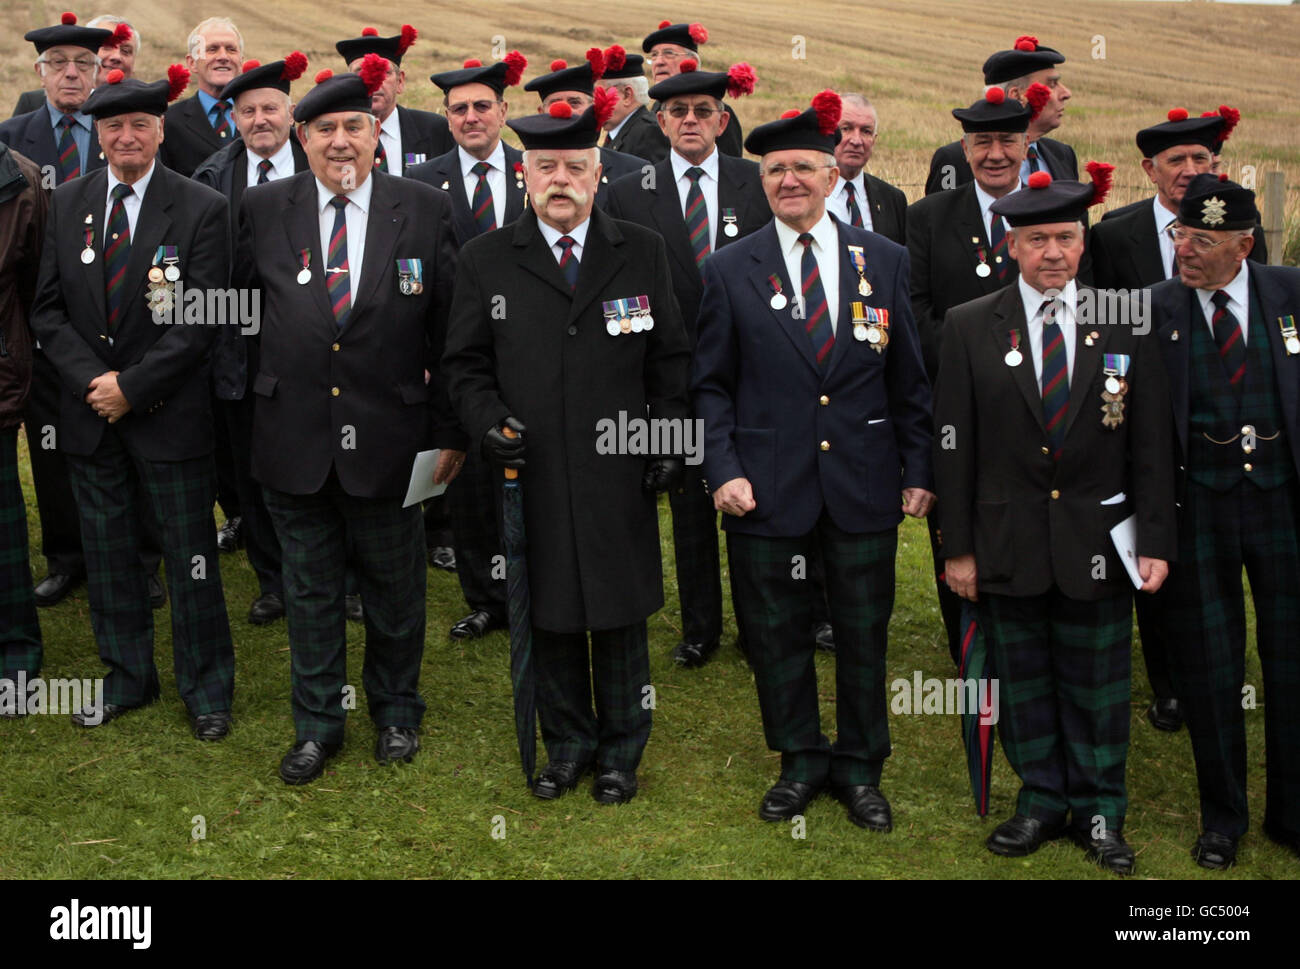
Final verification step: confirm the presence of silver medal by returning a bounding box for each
[630,315,645,333]
[297,268,312,285]
[853,324,868,342]
[164,265,180,282]
[866,326,882,344]
[1005,349,1023,367]
[770,293,787,311]
[1105,376,1121,395]
[81,248,95,265]
[976,262,991,278]
[1289,336,1300,355]
[724,223,738,237]
[642,314,654,330]
[606,319,621,336]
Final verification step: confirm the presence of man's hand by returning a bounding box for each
[433,449,465,486]
[713,477,756,517]
[85,371,130,423]
[945,554,978,601]
[641,457,684,495]
[482,416,526,468]
[1138,556,1169,594]
[902,487,936,519]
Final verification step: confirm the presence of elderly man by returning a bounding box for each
[601,50,669,163]
[335,25,454,174]
[641,20,743,158]
[694,92,933,828]
[30,66,237,737]
[0,142,48,716]
[934,168,1175,875]
[235,58,464,784]
[605,60,763,669]
[443,94,691,804]
[925,35,1075,196]
[1151,174,1300,869]
[828,93,906,246]
[193,53,312,628]
[160,17,243,178]
[12,13,140,117]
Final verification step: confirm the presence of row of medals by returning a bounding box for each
[147,264,181,312]
[769,274,883,344]
[606,307,655,336]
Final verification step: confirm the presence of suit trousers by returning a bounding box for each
[447,447,506,620]
[1166,478,1300,841]
[220,396,282,596]
[728,514,896,786]
[66,428,234,713]
[668,476,723,645]
[263,470,426,744]
[0,427,41,679]
[533,621,651,771]
[979,588,1132,830]
[1134,586,1175,700]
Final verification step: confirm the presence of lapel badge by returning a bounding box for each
[514,162,525,190]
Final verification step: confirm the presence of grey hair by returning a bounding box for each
[187,17,243,58]
[88,15,141,55]
[610,75,650,105]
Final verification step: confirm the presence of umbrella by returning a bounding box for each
[500,442,537,788]
[957,601,996,816]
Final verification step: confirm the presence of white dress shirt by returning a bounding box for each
[774,211,840,334]
[1019,275,1078,386]
[1195,260,1251,344]
[458,142,507,227]
[104,161,156,241]
[828,171,874,232]
[379,109,404,175]
[315,173,373,296]
[1153,195,1179,280]
[537,216,591,266]
[670,147,720,252]
[246,138,295,186]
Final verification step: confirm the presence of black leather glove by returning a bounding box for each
[483,416,526,468]
[641,457,685,495]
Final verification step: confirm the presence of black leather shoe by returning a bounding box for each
[1192,831,1238,870]
[449,609,505,640]
[1146,697,1183,732]
[813,621,835,653]
[247,592,285,625]
[532,760,589,799]
[71,701,142,727]
[279,739,341,785]
[759,778,820,821]
[671,639,719,668]
[428,546,457,572]
[34,572,82,607]
[986,814,1065,857]
[192,711,231,741]
[837,784,892,832]
[375,725,420,764]
[592,766,637,804]
[148,572,166,609]
[345,594,364,623]
[1073,828,1136,876]
[216,516,243,552]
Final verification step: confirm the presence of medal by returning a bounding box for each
[1100,352,1131,429]
[165,265,180,283]
[1279,315,1300,356]
[1005,328,1023,367]
[606,319,620,336]
[620,317,632,334]
[856,302,889,353]
[156,245,181,283]
[637,295,654,331]
[1105,376,1120,394]
[768,273,787,311]
[851,301,868,342]
[399,277,413,295]
[722,208,738,238]
[602,299,622,336]
[848,245,872,298]
[297,248,312,285]
[976,262,991,278]
[724,223,738,237]
[1171,330,1180,342]
[866,326,881,343]
[82,248,96,265]
[81,223,95,264]
[149,267,165,283]
[297,268,312,285]
[974,241,991,278]
[397,258,424,297]
[770,293,787,310]
[630,315,644,333]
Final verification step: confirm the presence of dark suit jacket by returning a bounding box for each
[933,284,1176,600]
[924,135,1077,196]
[234,170,464,499]
[693,215,933,538]
[0,106,105,177]
[1151,265,1300,498]
[608,104,669,163]
[393,104,455,170]
[11,89,44,119]
[407,143,526,248]
[30,163,231,460]
[604,153,767,343]
[160,93,231,178]
[1090,196,1270,291]
[861,172,907,247]
[442,206,691,632]
[596,146,648,207]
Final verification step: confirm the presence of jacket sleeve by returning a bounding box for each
[884,246,935,492]
[691,257,746,491]
[906,201,941,382]
[642,233,690,427]
[932,305,977,559]
[441,242,512,450]
[425,193,467,451]
[1129,327,1177,563]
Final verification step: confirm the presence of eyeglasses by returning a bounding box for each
[447,99,502,118]
[43,55,97,73]
[665,104,718,120]
[761,162,834,180]
[1167,226,1240,254]
[648,47,687,60]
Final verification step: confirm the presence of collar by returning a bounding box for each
[106,160,156,202]
[1018,275,1078,320]
[45,99,91,131]
[974,178,1020,225]
[1195,260,1250,315]
[835,170,866,202]
[380,108,401,139]
[197,89,229,113]
[1153,193,1177,230]
[774,209,836,257]
[458,141,505,178]
[316,171,373,215]
[670,147,719,183]
[537,215,591,250]
[254,138,295,176]
[606,107,637,141]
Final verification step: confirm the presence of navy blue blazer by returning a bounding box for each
[0,106,104,177]
[693,215,934,537]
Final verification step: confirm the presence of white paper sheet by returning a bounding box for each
[403,449,448,508]
[1109,513,1143,590]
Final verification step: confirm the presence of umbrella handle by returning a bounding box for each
[503,426,519,481]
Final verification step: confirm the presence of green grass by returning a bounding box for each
[0,434,1292,879]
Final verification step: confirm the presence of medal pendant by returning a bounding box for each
[858,278,871,297]
[399,277,413,296]
[853,323,868,342]
[411,281,423,295]
[164,265,180,283]
[1289,336,1300,356]
[770,293,787,311]
[1005,349,1023,367]
[724,222,738,237]
[1105,376,1121,395]
[297,268,312,285]
[642,314,654,331]
[148,267,165,283]
[606,319,621,336]
[81,248,96,265]
[866,326,882,344]
[630,315,645,333]
[619,317,632,334]
[976,262,991,278]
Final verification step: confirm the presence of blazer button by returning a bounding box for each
[567,325,577,336]
[1244,463,1253,472]
[1050,489,1060,500]
[331,387,340,397]
[820,440,830,452]
[1040,446,1049,455]
[332,342,340,351]
[819,395,829,406]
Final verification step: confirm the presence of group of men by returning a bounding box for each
[0,13,1296,878]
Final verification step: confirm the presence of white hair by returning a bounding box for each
[611,75,650,105]
[88,15,142,55]
[187,17,243,57]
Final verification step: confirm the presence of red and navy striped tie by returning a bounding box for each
[1026,143,1041,173]
[326,196,351,327]
[256,159,272,184]
[104,183,133,333]
[471,161,496,235]
[1039,298,1069,460]
[684,166,711,268]
[56,115,81,184]
[374,138,389,174]
[556,236,579,291]
[990,213,1010,282]
[799,233,833,368]
[1211,290,1246,393]
[212,99,232,139]
[843,181,864,228]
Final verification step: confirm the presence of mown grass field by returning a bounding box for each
[1,0,1297,879]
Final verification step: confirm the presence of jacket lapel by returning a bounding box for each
[568,208,625,323]
[120,167,174,311]
[503,144,526,224]
[279,173,337,334]
[747,222,819,374]
[512,209,575,301]
[715,156,754,254]
[648,160,698,281]
[824,220,860,379]
[1060,287,1104,440]
[76,170,108,324]
[990,286,1046,433]
[1131,204,1169,284]
[1156,285,1192,455]
[352,173,402,314]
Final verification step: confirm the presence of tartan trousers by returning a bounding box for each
[263,471,426,744]
[0,427,41,680]
[979,588,1133,831]
[447,447,507,621]
[668,475,723,645]
[66,429,234,714]
[728,515,897,786]
[534,621,652,771]
[1166,478,1300,841]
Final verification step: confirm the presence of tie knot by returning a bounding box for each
[685,166,705,183]
[798,232,814,250]
[472,161,491,177]
[215,100,230,112]
[258,159,273,173]
[59,113,77,129]
[557,235,576,251]
[1027,144,1039,159]
[330,195,348,212]
[111,183,133,201]
[843,181,856,197]
[1212,290,1230,310]
[1040,297,1059,323]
